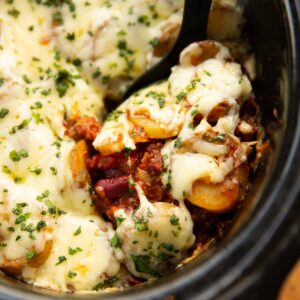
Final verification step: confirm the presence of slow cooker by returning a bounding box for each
[0,0,299,299]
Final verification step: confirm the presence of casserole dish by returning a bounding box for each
[0,0,299,299]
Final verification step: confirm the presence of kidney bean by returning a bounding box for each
[95,176,129,199]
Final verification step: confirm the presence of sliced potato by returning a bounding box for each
[28,240,53,268]
[188,164,249,213]
[69,140,90,188]
[97,137,125,156]
[208,7,242,41]
[130,115,178,139]
[1,259,26,276]
[180,41,221,67]
[1,239,53,274]
[153,21,180,57]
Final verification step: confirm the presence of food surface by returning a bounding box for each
[0,0,264,294]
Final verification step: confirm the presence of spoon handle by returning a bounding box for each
[168,0,213,61]
[122,0,212,100]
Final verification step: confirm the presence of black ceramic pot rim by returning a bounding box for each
[0,1,299,300]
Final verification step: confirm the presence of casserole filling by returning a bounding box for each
[90,40,260,279]
[0,0,265,294]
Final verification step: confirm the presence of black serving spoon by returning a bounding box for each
[121,0,212,101]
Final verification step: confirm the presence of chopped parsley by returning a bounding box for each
[73,58,82,66]
[203,70,212,76]
[34,0,76,12]
[30,101,43,109]
[15,212,31,225]
[22,74,32,84]
[108,62,117,69]
[111,233,122,248]
[12,202,27,216]
[36,220,46,231]
[188,123,195,130]
[9,118,31,134]
[66,32,75,41]
[31,111,44,124]
[52,11,63,25]
[135,217,148,232]
[115,216,126,227]
[36,190,49,201]
[92,69,101,79]
[117,29,126,36]
[7,8,20,18]
[208,134,226,143]
[67,271,77,278]
[54,69,74,97]
[29,166,43,175]
[137,15,150,26]
[54,49,61,61]
[147,208,153,218]
[176,92,187,103]
[9,149,29,162]
[106,110,122,122]
[0,108,9,119]
[191,109,199,117]
[146,91,166,108]
[55,255,67,265]
[68,246,82,255]
[73,226,81,236]
[131,255,159,277]
[149,37,160,47]
[45,199,64,215]
[124,147,132,157]
[93,276,118,291]
[117,39,135,74]
[102,74,110,84]
[26,250,36,260]
[170,215,179,226]
[41,89,51,96]
[50,167,57,175]
[174,138,183,148]
[160,243,179,253]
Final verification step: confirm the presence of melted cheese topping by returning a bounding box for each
[23,215,119,292]
[0,0,249,294]
[114,184,194,279]
[0,0,109,293]
[54,0,184,99]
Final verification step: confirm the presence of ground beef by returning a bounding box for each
[65,117,101,141]
[88,142,167,222]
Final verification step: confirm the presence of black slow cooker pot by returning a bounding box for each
[0,0,300,299]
